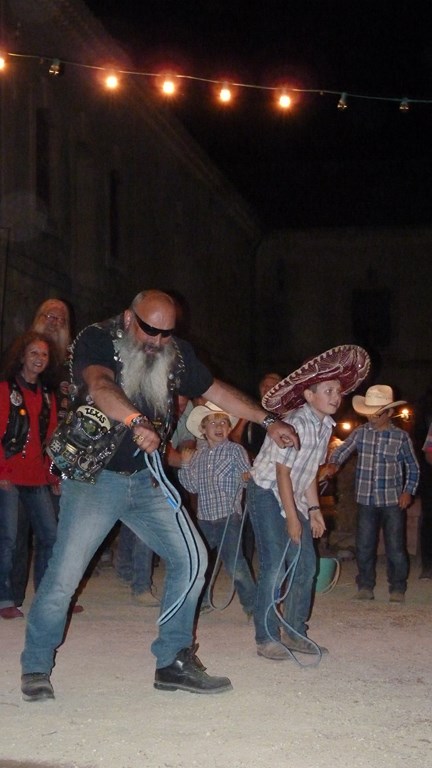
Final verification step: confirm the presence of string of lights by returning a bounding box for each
[1,50,430,111]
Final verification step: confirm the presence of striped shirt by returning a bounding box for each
[329,423,419,506]
[251,403,335,519]
[178,440,250,521]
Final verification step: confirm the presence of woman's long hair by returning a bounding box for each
[1,330,59,390]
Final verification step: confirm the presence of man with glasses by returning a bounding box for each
[21,289,298,701]
[31,299,71,371]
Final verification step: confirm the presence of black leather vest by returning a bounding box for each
[1,379,51,458]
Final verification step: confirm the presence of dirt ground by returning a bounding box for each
[1,556,431,768]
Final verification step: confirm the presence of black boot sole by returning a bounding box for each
[154,680,232,694]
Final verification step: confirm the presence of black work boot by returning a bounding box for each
[154,646,232,694]
[21,673,55,702]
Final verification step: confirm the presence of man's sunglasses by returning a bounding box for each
[133,311,174,338]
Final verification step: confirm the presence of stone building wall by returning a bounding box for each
[0,0,261,389]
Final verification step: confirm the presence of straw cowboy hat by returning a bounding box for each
[186,401,239,439]
[262,344,371,417]
[352,385,406,416]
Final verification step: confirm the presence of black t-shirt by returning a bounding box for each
[72,323,213,472]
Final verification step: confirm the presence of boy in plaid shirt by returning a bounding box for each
[328,385,419,603]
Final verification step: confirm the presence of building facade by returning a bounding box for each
[0,0,261,389]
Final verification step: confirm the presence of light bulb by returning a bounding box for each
[278,92,291,109]
[219,85,231,103]
[49,58,62,76]
[162,78,176,95]
[105,74,119,90]
[337,93,348,110]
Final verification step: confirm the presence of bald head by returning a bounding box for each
[125,290,176,352]
[131,290,176,321]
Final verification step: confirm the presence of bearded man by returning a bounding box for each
[31,299,72,421]
[21,290,298,701]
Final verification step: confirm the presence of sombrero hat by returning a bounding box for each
[186,401,239,439]
[262,345,371,417]
[352,385,406,415]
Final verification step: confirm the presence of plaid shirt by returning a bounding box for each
[178,440,250,521]
[329,423,419,506]
[251,403,335,519]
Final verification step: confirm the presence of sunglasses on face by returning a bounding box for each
[133,311,174,338]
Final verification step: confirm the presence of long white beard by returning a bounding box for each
[118,333,177,418]
[32,320,70,364]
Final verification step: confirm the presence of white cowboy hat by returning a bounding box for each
[352,385,406,416]
[186,401,239,439]
[263,345,371,417]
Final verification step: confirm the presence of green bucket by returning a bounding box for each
[315,557,340,594]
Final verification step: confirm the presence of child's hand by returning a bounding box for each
[398,492,412,510]
[180,447,196,466]
[310,509,326,538]
[242,471,251,482]
[286,515,302,544]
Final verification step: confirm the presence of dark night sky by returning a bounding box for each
[85,0,432,230]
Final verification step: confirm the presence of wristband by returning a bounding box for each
[124,412,144,428]
[308,505,320,512]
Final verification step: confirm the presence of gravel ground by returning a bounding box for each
[1,556,431,768]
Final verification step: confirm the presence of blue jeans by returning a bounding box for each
[0,485,57,608]
[247,480,317,644]
[115,522,154,594]
[21,469,207,673]
[356,503,408,593]
[198,515,256,613]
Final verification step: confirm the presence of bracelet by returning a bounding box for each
[124,412,144,428]
[308,505,320,512]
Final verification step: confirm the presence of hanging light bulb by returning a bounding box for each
[219,84,232,103]
[105,73,119,90]
[337,92,348,110]
[278,90,291,109]
[161,76,176,96]
[399,98,409,112]
[48,58,62,76]
[0,54,6,71]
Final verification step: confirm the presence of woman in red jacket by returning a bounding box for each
[0,331,58,619]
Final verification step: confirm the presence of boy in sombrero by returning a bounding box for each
[248,345,370,660]
[327,385,419,603]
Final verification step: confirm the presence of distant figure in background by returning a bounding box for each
[231,372,282,564]
[231,373,283,459]
[413,386,432,580]
[115,524,159,607]
[0,331,58,619]
[328,385,420,603]
[11,300,73,606]
[31,298,73,421]
[28,298,86,607]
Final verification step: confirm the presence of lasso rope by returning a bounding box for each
[144,451,201,626]
[264,537,323,668]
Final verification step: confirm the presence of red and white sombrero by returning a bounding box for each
[262,345,371,416]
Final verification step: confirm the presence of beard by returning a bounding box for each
[32,320,71,363]
[117,331,177,418]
